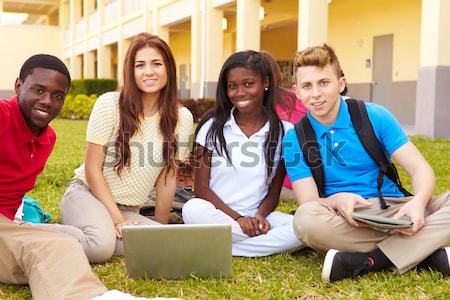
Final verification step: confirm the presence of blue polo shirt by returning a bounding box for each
[282,98,409,199]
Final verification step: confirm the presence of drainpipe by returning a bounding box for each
[199,0,207,99]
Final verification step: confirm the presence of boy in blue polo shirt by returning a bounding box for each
[282,44,450,282]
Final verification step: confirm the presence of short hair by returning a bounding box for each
[294,43,342,80]
[19,54,71,84]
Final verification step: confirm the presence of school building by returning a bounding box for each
[0,0,449,138]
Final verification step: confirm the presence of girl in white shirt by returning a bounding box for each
[182,51,303,256]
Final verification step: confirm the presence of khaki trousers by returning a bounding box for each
[294,191,450,273]
[0,214,106,300]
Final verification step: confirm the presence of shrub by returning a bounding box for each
[69,79,117,96]
[60,94,97,119]
[180,98,215,122]
[60,95,216,121]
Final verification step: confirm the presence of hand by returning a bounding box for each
[255,213,271,234]
[330,192,373,227]
[391,198,426,236]
[236,216,260,237]
[114,219,138,239]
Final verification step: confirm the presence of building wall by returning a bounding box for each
[328,0,421,125]
[170,30,191,98]
[223,14,236,62]
[0,25,63,97]
[328,0,421,83]
[261,23,297,61]
[170,31,191,74]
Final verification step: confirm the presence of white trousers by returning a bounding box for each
[182,198,304,257]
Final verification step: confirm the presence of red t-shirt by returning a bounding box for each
[0,96,56,220]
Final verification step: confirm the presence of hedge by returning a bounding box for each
[60,94,215,121]
[60,94,97,119]
[69,79,117,96]
[179,98,215,122]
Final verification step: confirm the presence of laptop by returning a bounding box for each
[122,224,232,279]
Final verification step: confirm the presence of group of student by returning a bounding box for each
[0,32,449,300]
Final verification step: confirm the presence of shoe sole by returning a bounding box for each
[322,249,339,282]
[445,247,450,271]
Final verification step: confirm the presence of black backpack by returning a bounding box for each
[294,98,412,209]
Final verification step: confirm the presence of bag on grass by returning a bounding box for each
[140,186,195,224]
[17,196,52,223]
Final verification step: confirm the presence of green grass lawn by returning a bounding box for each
[1,119,449,300]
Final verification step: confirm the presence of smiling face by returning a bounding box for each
[226,67,268,114]
[293,63,346,125]
[15,67,69,136]
[133,46,168,98]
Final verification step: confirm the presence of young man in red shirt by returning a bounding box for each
[0,55,169,300]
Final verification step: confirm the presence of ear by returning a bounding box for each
[292,84,301,99]
[338,76,347,94]
[14,78,22,96]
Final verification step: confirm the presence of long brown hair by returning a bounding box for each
[114,32,178,176]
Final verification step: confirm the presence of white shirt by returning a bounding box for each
[196,108,293,216]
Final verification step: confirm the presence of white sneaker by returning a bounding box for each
[92,290,183,300]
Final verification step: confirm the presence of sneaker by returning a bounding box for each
[92,290,183,300]
[417,247,450,276]
[322,249,373,282]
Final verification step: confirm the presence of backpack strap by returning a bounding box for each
[294,116,325,197]
[346,98,413,209]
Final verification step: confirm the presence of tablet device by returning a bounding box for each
[352,212,413,229]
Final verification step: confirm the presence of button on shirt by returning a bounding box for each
[0,97,56,220]
[196,108,293,216]
[282,98,409,199]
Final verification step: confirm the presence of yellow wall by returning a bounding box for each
[0,25,63,92]
[261,23,297,61]
[223,31,235,62]
[328,0,421,83]
[223,14,236,62]
[262,0,297,27]
[169,31,191,86]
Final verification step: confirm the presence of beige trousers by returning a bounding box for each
[0,214,106,300]
[61,179,159,263]
[294,191,450,273]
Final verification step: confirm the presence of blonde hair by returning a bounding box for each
[294,43,343,81]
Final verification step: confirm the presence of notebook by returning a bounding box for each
[122,224,232,279]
